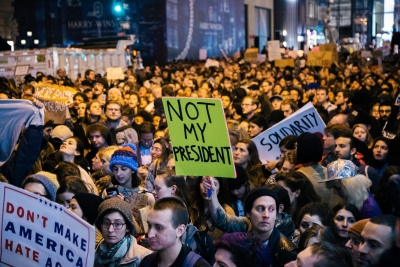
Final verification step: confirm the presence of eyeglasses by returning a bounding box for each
[101,221,126,230]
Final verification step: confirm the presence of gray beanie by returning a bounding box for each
[24,171,60,201]
[95,198,136,233]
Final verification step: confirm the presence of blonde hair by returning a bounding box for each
[98,146,119,163]
[282,150,297,165]
[227,119,249,143]
[341,174,371,210]
[352,124,373,149]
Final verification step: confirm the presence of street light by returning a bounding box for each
[27,31,32,37]
[21,39,26,45]
[34,39,39,45]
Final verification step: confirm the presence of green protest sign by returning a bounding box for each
[162,97,235,178]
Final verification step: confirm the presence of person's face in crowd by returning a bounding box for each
[358,222,393,267]
[0,93,8,99]
[289,90,300,102]
[350,80,361,91]
[379,105,391,121]
[316,89,329,104]
[77,102,86,118]
[277,180,299,205]
[285,246,321,267]
[102,158,112,175]
[299,72,306,81]
[88,101,102,117]
[24,182,47,198]
[281,104,294,118]
[87,71,95,81]
[60,138,79,157]
[106,103,122,121]
[221,96,231,110]
[335,92,346,106]
[93,82,104,95]
[89,131,107,148]
[299,214,323,234]
[335,137,356,160]
[241,98,256,115]
[248,122,264,138]
[153,116,161,130]
[365,76,374,86]
[200,177,220,199]
[184,77,194,88]
[271,99,282,110]
[154,130,165,140]
[256,71,263,81]
[43,126,53,142]
[121,115,131,125]
[353,126,367,143]
[92,153,103,171]
[135,115,144,125]
[198,88,208,98]
[101,211,129,247]
[247,196,277,238]
[306,75,315,84]
[127,75,136,84]
[223,79,232,90]
[230,184,246,201]
[112,164,133,187]
[57,191,74,208]
[273,85,282,95]
[280,90,290,100]
[128,94,139,108]
[140,133,154,148]
[372,140,389,162]
[68,198,83,219]
[279,78,286,88]
[212,90,221,99]
[213,248,236,267]
[281,160,295,173]
[322,132,335,150]
[147,208,186,252]
[233,142,250,167]
[73,95,85,110]
[261,82,271,93]
[351,66,359,75]
[108,90,120,101]
[333,209,356,239]
[151,142,163,161]
[184,87,193,97]
[153,175,176,201]
[124,94,130,105]
[138,87,147,97]
[345,232,363,265]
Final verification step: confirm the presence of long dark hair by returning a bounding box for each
[111,171,141,188]
[238,139,266,187]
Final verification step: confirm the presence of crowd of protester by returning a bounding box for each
[1,49,400,267]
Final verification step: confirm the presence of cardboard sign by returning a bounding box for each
[117,186,148,223]
[205,58,220,68]
[244,48,259,62]
[162,97,235,178]
[34,84,77,124]
[252,102,326,162]
[14,65,30,76]
[361,50,372,58]
[275,58,295,68]
[106,67,124,80]
[0,183,95,267]
[307,51,333,67]
[319,43,338,63]
[268,40,282,61]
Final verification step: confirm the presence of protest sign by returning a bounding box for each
[0,183,95,267]
[361,50,372,58]
[14,65,30,76]
[205,58,219,68]
[199,49,207,60]
[268,40,282,61]
[244,48,259,62]
[106,67,124,80]
[257,54,266,62]
[34,84,77,124]
[162,97,235,178]
[319,43,338,63]
[252,102,326,163]
[275,58,295,68]
[307,51,333,67]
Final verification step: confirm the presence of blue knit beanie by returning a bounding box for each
[109,143,138,173]
[25,171,60,201]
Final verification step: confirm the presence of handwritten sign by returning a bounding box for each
[308,51,333,67]
[0,183,95,267]
[106,67,124,80]
[275,58,295,68]
[319,43,338,63]
[205,59,220,68]
[244,48,259,62]
[257,54,266,62]
[14,65,30,76]
[361,50,372,58]
[252,102,326,162]
[34,84,77,124]
[162,97,235,178]
[268,40,282,61]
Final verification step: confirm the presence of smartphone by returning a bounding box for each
[397,95,400,105]
[206,177,212,198]
[106,187,119,197]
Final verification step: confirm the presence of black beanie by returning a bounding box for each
[244,187,280,214]
[296,132,323,164]
[227,164,248,190]
[73,193,104,225]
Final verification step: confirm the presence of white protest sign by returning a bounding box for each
[205,59,220,68]
[252,102,326,162]
[268,40,282,61]
[0,183,95,267]
[199,49,207,60]
[107,67,125,80]
[257,54,266,62]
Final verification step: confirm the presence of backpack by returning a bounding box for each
[140,251,201,267]
[184,225,215,264]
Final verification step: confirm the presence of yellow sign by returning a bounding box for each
[319,43,338,63]
[244,48,259,62]
[308,51,333,67]
[275,58,295,68]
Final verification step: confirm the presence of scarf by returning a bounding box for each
[96,234,131,267]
